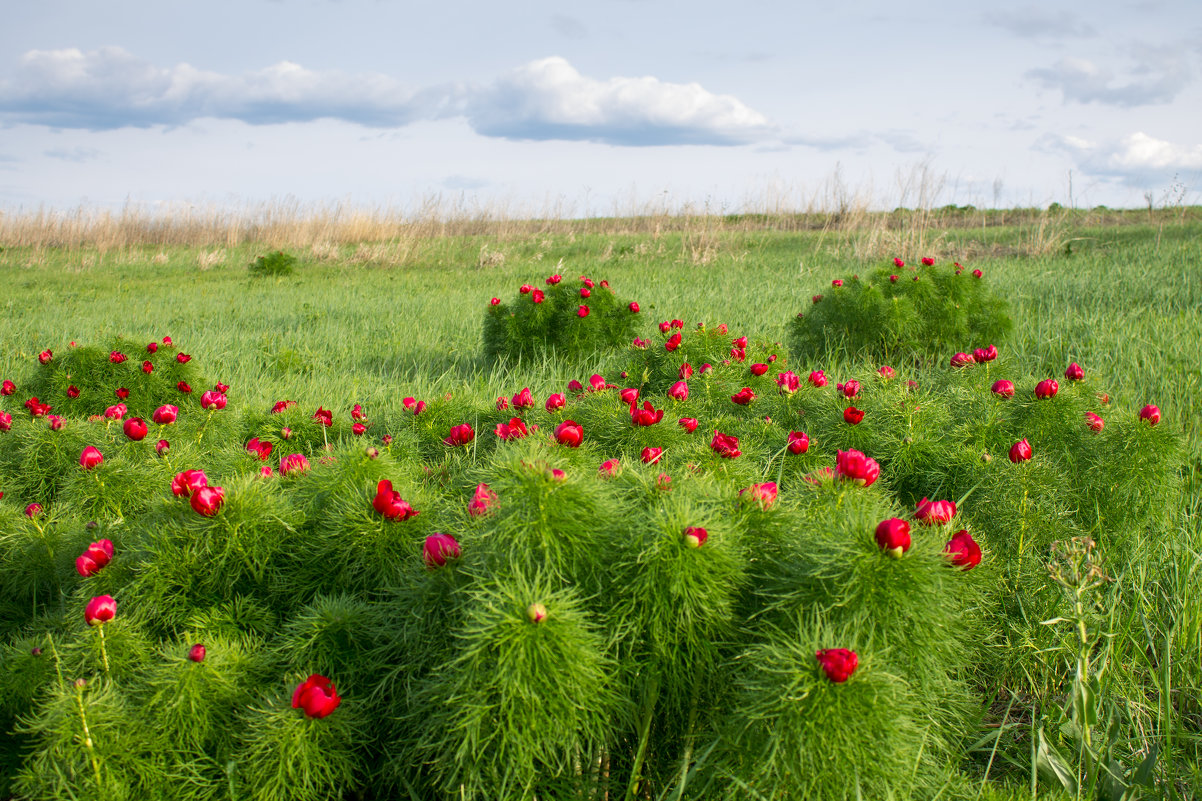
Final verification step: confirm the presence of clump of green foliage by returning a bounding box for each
[250,250,297,276]
[790,259,1012,363]
[483,273,641,363]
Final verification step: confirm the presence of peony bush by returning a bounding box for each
[0,325,1182,800]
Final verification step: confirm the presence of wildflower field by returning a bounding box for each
[0,213,1198,800]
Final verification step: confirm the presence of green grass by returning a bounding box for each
[1,217,1199,798]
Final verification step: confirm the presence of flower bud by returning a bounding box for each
[188,643,206,663]
[874,518,911,557]
[527,603,547,623]
[683,526,708,548]
[1008,438,1033,463]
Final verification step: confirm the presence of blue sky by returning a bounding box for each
[1,0,1199,213]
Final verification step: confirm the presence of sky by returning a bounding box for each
[1,0,1200,215]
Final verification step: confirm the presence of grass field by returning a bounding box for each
[0,209,1198,799]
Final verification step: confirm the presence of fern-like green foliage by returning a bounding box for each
[789,260,1012,363]
[483,274,640,363]
[249,250,297,276]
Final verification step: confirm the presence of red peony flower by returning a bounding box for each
[84,594,116,626]
[1008,438,1033,463]
[38,350,53,365]
[749,363,769,377]
[176,353,191,364]
[1085,412,1104,432]
[665,332,682,352]
[512,387,535,409]
[311,406,332,426]
[292,674,341,719]
[1035,379,1059,399]
[246,437,274,461]
[683,527,708,548]
[444,424,475,447]
[171,469,209,497]
[280,453,310,475]
[589,373,613,392]
[1065,362,1084,381]
[972,269,982,278]
[546,274,562,285]
[75,539,114,577]
[835,449,879,486]
[787,431,809,455]
[109,351,127,364]
[0,411,11,432]
[843,407,864,425]
[67,385,80,398]
[580,288,591,298]
[991,379,1015,398]
[599,458,620,477]
[893,257,905,268]
[921,257,934,266]
[115,387,130,400]
[490,297,500,305]
[79,446,104,470]
[554,420,584,447]
[731,387,756,406]
[945,529,981,569]
[190,485,225,516]
[123,418,148,441]
[156,439,170,456]
[545,393,566,412]
[815,648,858,683]
[629,301,640,313]
[877,365,895,380]
[711,431,741,458]
[915,496,957,525]
[200,391,227,410]
[776,371,800,394]
[152,405,178,425]
[678,417,698,433]
[1,379,14,396]
[641,446,664,464]
[271,400,296,413]
[47,415,65,430]
[631,401,664,426]
[495,417,529,440]
[424,533,461,568]
[577,305,589,317]
[373,479,419,521]
[178,381,192,394]
[951,352,975,368]
[668,380,689,401]
[620,387,640,405]
[24,502,43,518]
[808,370,828,387]
[838,379,860,398]
[741,481,778,508]
[1139,404,1161,425]
[188,644,205,662]
[531,288,545,303]
[467,483,496,517]
[142,360,154,374]
[875,518,911,557]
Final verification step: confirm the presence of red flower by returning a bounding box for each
[628,302,640,313]
[190,485,225,516]
[291,674,341,719]
[495,417,528,440]
[156,439,170,456]
[620,387,640,405]
[978,345,998,362]
[176,353,191,364]
[844,407,865,425]
[921,257,934,266]
[467,483,496,517]
[85,594,116,626]
[271,400,296,413]
[729,346,746,362]
[665,333,682,351]
[495,396,509,411]
[950,352,975,368]
[589,373,613,391]
[1139,405,1161,425]
[838,379,860,398]
[893,257,905,268]
[678,417,698,433]
[545,393,566,412]
[641,446,664,464]
[246,437,274,461]
[351,404,368,422]
[599,458,620,477]
[115,387,130,400]
[280,453,311,475]
[577,305,589,318]
[413,400,427,416]
[632,338,648,349]
[1035,379,1059,399]
[47,415,65,430]
[147,342,158,353]
[171,469,209,497]
[787,431,809,455]
[711,431,741,458]
[67,385,80,398]
[444,424,475,446]
[75,539,114,577]
[178,381,192,393]
[512,387,535,409]
[38,350,53,365]
[352,423,367,436]
[831,448,878,486]
[683,527,708,548]
[875,518,911,557]
[877,365,895,380]
[142,360,154,374]
[28,397,54,417]
[808,370,828,387]
[631,401,664,426]
[188,644,205,662]
[659,321,672,334]
[531,288,545,303]
[200,391,227,410]
[889,275,899,283]
[915,497,957,525]
[945,529,981,569]
[1,380,14,396]
[991,379,1015,398]
[109,351,127,364]
[667,380,689,401]
[972,269,982,278]
[162,336,172,346]
[519,284,533,294]
[424,533,461,567]
[1065,362,1084,381]
[311,407,332,426]
[832,278,843,288]
[815,648,858,683]
[580,288,590,298]
[1085,412,1104,432]
[776,371,800,394]
[79,446,104,470]
[24,502,43,518]
[546,274,562,285]
[741,481,778,507]
[568,379,584,393]
[656,473,672,490]
[527,603,548,623]
[373,479,419,521]
[1008,439,1033,463]
[749,363,768,377]
[554,420,583,447]
[123,418,148,441]
[151,404,177,425]
[490,297,500,306]
[812,294,823,304]
[731,387,756,406]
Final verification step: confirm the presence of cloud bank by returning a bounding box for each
[1042,131,1202,186]
[0,47,771,147]
[1027,47,1192,106]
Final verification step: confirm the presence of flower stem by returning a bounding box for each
[625,675,660,801]
[73,680,105,792]
[96,625,111,676]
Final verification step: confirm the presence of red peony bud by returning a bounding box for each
[423,533,461,568]
[554,420,583,448]
[545,393,566,412]
[750,363,768,377]
[444,423,475,447]
[683,526,708,548]
[843,406,864,425]
[291,674,341,718]
[79,446,104,470]
[280,453,310,475]
[155,439,170,456]
[815,648,858,683]
[190,485,225,516]
[915,496,957,525]
[628,301,640,313]
[1035,379,1059,399]
[945,529,981,569]
[1139,404,1161,425]
[152,405,178,425]
[599,458,620,477]
[527,603,548,623]
[835,449,879,486]
[875,518,911,557]
[188,643,206,662]
[991,379,1015,398]
[678,417,698,433]
[787,431,810,455]
[85,594,116,626]
[123,417,148,441]
[1008,438,1033,463]
[1065,362,1084,381]
[1084,412,1104,432]
[25,502,43,518]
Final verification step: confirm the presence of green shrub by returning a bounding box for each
[249,250,296,276]
[789,259,1012,363]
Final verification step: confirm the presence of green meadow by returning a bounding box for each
[0,209,1198,799]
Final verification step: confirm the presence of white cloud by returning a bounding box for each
[985,8,1097,39]
[0,48,773,148]
[463,57,773,146]
[1027,48,1192,106]
[1041,131,1202,186]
